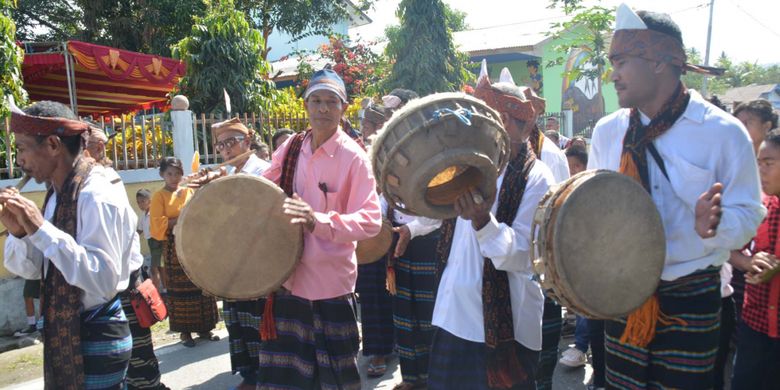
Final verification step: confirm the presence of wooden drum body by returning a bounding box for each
[372,93,510,219]
[532,170,666,319]
[355,219,394,265]
[173,175,302,300]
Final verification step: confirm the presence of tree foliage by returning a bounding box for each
[684,50,780,95]
[1,0,27,119]
[13,0,205,56]
[173,0,275,114]
[384,0,472,95]
[296,36,387,98]
[234,0,374,60]
[545,4,614,85]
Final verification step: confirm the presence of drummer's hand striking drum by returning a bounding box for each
[371,92,510,219]
[532,170,666,319]
[173,175,302,300]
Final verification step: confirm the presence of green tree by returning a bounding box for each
[173,0,275,114]
[13,0,81,41]
[1,0,27,119]
[14,0,205,56]
[234,0,374,60]
[682,47,706,91]
[545,4,614,86]
[384,0,471,95]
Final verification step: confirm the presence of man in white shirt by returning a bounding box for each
[212,117,270,390]
[588,5,764,389]
[1,100,140,389]
[427,78,554,390]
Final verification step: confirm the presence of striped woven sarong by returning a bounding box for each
[163,233,219,333]
[536,297,562,390]
[356,257,395,356]
[605,266,721,389]
[224,299,264,378]
[393,231,438,384]
[81,297,133,390]
[119,279,167,390]
[257,290,361,390]
[428,328,539,390]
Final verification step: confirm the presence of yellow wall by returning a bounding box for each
[0,180,165,278]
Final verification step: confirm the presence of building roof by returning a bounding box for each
[452,19,553,56]
[720,83,780,105]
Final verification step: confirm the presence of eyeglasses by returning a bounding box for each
[215,136,245,151]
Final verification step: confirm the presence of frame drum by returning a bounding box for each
[532,170,666,319]
[174,175,302,300]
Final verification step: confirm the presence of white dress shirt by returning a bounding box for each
[136,211,151,240]
[432,160,555,351]
[540,139,570,184]
[379,196,441,239]
[588,90,765,281]
[227,153,271,176]
[4,165,143,311]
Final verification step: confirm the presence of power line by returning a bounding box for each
[727,0,780,38]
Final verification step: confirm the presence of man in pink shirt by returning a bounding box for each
[259,68,382,389]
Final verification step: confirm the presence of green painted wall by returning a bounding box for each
[540,29,619,134]
[0,180,164,278]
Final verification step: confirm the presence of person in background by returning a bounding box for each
[734,99,778,155]
[565,146,588,176]
[250,138,271,161]
[731,129,780,389]
[150,157,219,348]
[545,116,570,149]
[136,189,165,292]
[13,279,40,337]
[271,128,294,151]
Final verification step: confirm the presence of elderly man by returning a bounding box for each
[588,5,764,389]
[2,101,140,389]
[427,75,554,390]
[259,68,382,389]
[211,118,269,390]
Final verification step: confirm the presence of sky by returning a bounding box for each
[349,0,780,65]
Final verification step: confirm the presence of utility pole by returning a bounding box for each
[702,0,715,97]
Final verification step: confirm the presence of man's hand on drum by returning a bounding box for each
[284,194,315,232]
[393,225,411,258]
[454,187,494,231]
[694,182,723,239]
[745,251,779,284]
[185,167,227,189]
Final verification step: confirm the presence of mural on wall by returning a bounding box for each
[527,60,543,95]
[561,48,605,134]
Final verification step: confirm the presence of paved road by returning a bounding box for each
[8,330,594,389]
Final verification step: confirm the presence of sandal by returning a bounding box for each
[367,361,387,377]
[197,332,220,341]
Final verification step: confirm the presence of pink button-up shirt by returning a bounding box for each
[264,128,382,300]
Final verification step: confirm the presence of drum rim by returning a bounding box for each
[173,175,303,300]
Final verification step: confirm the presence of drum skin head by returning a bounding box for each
[174,175,302,300]
[553,171,666,318]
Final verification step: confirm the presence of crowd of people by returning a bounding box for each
[2,3,779,390]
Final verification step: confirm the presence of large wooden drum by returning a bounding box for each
[531,170,666,319]
[173,175,302,300]
[371,93,510,219]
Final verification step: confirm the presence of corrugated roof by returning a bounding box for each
[720,83,779,104]
[453,20,553,55]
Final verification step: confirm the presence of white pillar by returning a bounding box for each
[563,110,574,138]
[171,109,196,175]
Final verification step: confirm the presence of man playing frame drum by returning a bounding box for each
[588,4,765,389]
[259,68,382,389]
[212,117,269,390]
[427,76,555,389]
